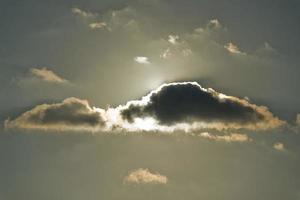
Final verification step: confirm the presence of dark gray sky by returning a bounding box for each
[0,0,300,199]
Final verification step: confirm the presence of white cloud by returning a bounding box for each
[200,132,252,142]
[273,142,285,151]
[182,48,193,57]
[124,168,167,184]
[160,47,192,59]
[160,34,192,59]
[106,7,139,32]
[160,48,171,59]
[224,42,245,54]
[168,35,179,44]
[194,18,223,34]
[89,22,107,30]
[208,19,222,29]
[71,7,96,18]
[134,56,150,64]
[263,42,275,52]
[30,67,68,84]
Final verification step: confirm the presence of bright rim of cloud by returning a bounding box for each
[124,168,168,184]
[118,82,284,132]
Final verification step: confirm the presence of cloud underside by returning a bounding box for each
[5,82,284,132]
[124,168,167,184]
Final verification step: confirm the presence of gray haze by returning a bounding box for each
[0,0,300,199]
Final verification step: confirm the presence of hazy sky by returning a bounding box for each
[0,0,300,200]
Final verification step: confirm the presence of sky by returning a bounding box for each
[0,0,300,199]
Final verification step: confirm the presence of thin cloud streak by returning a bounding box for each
[124,168,167,184]
[134,56,150,64]
[30,67,68,84]
[200,132,252,142]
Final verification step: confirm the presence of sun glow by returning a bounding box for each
[131,118,158,131]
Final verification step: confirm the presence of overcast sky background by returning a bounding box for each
[0,0,300,200]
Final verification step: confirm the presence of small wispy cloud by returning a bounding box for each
[160,48,171,59]
[30,67,68,84]
[124,168,167,184]
[200,132,252,143]
[71,7,96,18]
[273,142,285,151]
[5,97,105,132]
[182,48,193,57]
[296,114,300,126]
[208,19,222,29]
[160,34,192,59]
[134,56,150,64]
[194,18,223,33]
[224,42,245,55]
[89,22,107,30]
[168,35,179,44]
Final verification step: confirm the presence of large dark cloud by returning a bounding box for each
[5,82,284,132]
[121,82,284,130]
[5,98,105,131]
